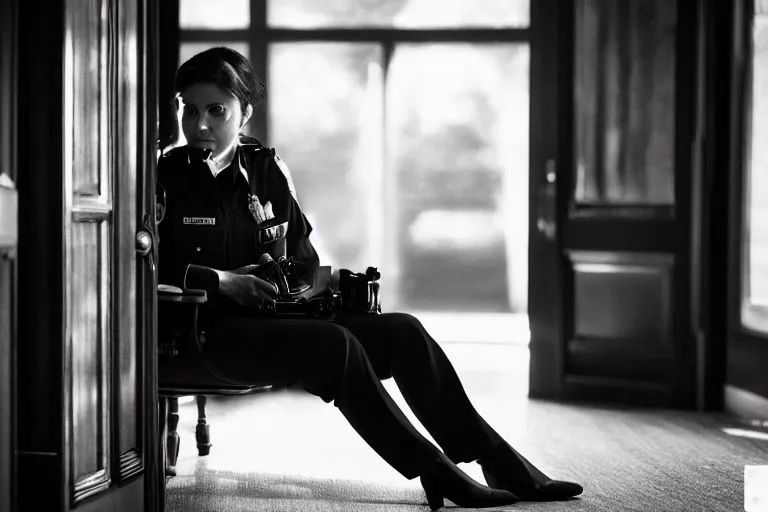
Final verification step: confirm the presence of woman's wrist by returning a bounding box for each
[184,264,222,299]
[214,269,230,293]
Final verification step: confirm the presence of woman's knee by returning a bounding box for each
[300,322,363,401]
[309,322,361,361]
[382,312,425,333]
[379,312,434,355]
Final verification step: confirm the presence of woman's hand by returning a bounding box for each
[215,265,278,310]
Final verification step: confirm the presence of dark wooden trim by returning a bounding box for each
[568,204,675,219]
[249,0,268,143]
[181,27,531,43]
[73,471,110,504]
[69,476,144,512]
[563,375,674,408]
[527,0,566,399]
[158,0,179,149]
[0,0,17,510]
[688,0,732,411]
[16,0,66,508]
[669,0,700,409]
[141,0,162,510]
[727,0,750,333]
[725,384,768,421]
[119,450,142,480]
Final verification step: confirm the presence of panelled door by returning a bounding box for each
[15,0,161,510]
[528,0,704,407]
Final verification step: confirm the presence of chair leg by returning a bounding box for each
[159,396,171,495]
[166,397,180,476]
[195,395,212,456]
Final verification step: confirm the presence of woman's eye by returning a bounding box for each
[182,105,197,116]
[209,105,226,117]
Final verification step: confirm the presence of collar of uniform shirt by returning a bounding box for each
[206,140,250,184]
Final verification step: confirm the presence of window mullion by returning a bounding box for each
[250,0,268,143]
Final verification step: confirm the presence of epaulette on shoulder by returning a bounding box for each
[159,145,187,161]
[238,134,267,152]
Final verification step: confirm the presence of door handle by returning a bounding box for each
[136,230,153,257]
[536,159,557,241]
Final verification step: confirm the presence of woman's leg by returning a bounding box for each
[332,312,583,501]
[201,315,437,479]
[332,312,502,464]
[198,315,519,508]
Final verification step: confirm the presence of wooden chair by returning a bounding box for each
[154,174,274,476]
[157,285,272,476]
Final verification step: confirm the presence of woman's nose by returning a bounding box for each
[196,115,210,133]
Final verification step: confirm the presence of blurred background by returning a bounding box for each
[165,0,768,340]
[172,0,533,342]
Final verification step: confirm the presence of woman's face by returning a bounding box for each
[179,82,248,157]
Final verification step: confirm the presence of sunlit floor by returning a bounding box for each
[166,314,768,512]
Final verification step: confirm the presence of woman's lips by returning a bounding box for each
[191,139,216,147]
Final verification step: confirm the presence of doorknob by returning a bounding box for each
[136,230,153,257]
[536,159,557,241]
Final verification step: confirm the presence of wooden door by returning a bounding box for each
[0,0,18,510]
[724,0,768,419]
[528,0,706,407]
[15,0,161,510]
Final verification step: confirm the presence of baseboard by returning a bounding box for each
[724,384,768,421]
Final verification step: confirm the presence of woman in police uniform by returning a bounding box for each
[157,47,582,510]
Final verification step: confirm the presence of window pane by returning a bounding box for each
[573,0,676,205]
[269,43,385,287]
[742,4,768,332]
[179,42,249,67]
[270,43,528,312]
[179,0,250,29]
[387,44,529,312]
[268,0,529,29]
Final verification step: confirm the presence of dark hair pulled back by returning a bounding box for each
[174,47,266,114]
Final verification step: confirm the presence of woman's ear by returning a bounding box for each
[241,104,253,129]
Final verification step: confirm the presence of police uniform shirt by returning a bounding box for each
[157,136,319,301]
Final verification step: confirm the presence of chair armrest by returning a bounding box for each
[158,284,207,304]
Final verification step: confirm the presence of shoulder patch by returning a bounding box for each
[273,154,300,205]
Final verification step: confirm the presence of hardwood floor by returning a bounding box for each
[166,340,768,511]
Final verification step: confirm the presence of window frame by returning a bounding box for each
[739,0,768,334]
[178,0,531,144]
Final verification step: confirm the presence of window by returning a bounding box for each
[266,0,529,29]
[573,0,677,205]
[742,0,768,332]
[179,1,531,313]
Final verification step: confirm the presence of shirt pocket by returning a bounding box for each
[178,225,227,269]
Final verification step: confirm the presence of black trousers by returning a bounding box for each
[201,312,504,480]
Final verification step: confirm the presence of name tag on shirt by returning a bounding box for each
[183,217,216,225]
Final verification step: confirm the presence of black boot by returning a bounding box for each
[419,453,519,511]
[478,441,583,501]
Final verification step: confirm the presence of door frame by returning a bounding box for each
[0,0,18,510]
[724,0,768,420]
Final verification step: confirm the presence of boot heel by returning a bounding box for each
[420,476,445,511]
